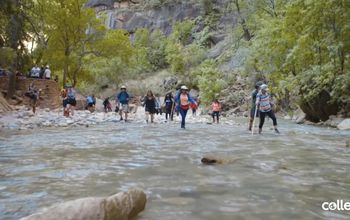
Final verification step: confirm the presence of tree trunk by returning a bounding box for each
[234,0,253,41]
[6,0,22,99]
[6,70,16,99]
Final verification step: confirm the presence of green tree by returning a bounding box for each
[38,0,105,87]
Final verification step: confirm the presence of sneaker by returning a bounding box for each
[275,128,280,134]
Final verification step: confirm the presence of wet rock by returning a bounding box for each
[337,118,350,130]
[292,108,306,124]
[201,157,222,165]
[21,188,146,220]
[323,115,343,128]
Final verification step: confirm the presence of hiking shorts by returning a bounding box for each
[120,104,129,113]
[67,98,76,106]
[250,106,259,118]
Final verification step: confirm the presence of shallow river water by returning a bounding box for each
[0,119,350,220]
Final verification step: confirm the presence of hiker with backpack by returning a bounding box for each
[65,85,77,117]
[116,85,129,122]
[211,99,221,124]
[86,95,96,112]
[142,90,157,123]
[255,84,280,134]
[25,82,40,113]
[164,92,174,121]
[174,85,197,129]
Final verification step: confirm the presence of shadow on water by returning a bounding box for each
[0,119,349,220]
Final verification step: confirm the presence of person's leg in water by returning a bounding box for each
[258,111,267,134]
[267,110,279,133]
[124,105,128,122]
[145,111,149,123]
[212,112,215,123]
[70,104,75,116]
[150,113,154,123]
[179,108,188,128]
[119,104,123,120]
[216,112,219,124]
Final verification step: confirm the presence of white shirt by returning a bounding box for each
[44,69,51,79]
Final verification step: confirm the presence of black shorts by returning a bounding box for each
[67,98,76,106]
[250,106,260,118]
[212,111,220,117]
[87,103,94,107]
[145,106,156,114]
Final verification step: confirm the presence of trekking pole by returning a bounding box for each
[170,97,175,121]
[251,105,258,135]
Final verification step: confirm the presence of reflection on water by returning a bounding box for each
[0,119,349,220]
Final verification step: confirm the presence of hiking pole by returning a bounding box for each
[170,97,175,121]
[251,105,258,135]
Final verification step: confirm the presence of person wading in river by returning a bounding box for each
[255,84,280,134]
[211,99,221,124]
[142,90,157,123]
[116,85,129,122]
[175,85,197,129]
[65,85,77,117]
[26,83,40,113]
[103,97,112,113]
[164,92,174,121]
[249,81,263,131]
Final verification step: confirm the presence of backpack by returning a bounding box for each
[68,90,75,99]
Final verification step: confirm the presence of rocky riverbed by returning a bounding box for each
[1,105,349,131]
[0,105,229,131]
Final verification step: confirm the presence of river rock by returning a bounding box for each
[323,115,344,128]
[337,119,350,130]
[293,109,306,124]
[21,188,146,220]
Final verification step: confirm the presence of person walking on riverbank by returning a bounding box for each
[164,92,174,121]
[249,81,263,131]
[86,95,96,112]
[142,90,157,123]
[175,85,197,129]
[211,99,221,124]
[26,83,40,113]
[116,85,129,122]
[255,84,279,134]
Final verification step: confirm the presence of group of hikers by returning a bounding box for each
[57,82,279,133]
[30,64,52,79]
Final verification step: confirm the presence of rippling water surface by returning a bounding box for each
[0,119,349,220]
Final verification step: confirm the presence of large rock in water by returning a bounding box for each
[21,188,146,220]
[337,119,350,130]
[299,90,339,122]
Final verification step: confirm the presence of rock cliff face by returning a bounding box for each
[90,0,237,36]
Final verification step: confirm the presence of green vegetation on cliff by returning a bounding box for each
[1,0,349,119]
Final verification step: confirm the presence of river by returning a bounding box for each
[0,118,349,220]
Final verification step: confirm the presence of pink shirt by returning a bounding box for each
[180,94,189,106]
[212,102,221,112]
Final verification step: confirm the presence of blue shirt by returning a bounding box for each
[117,91,129,104]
